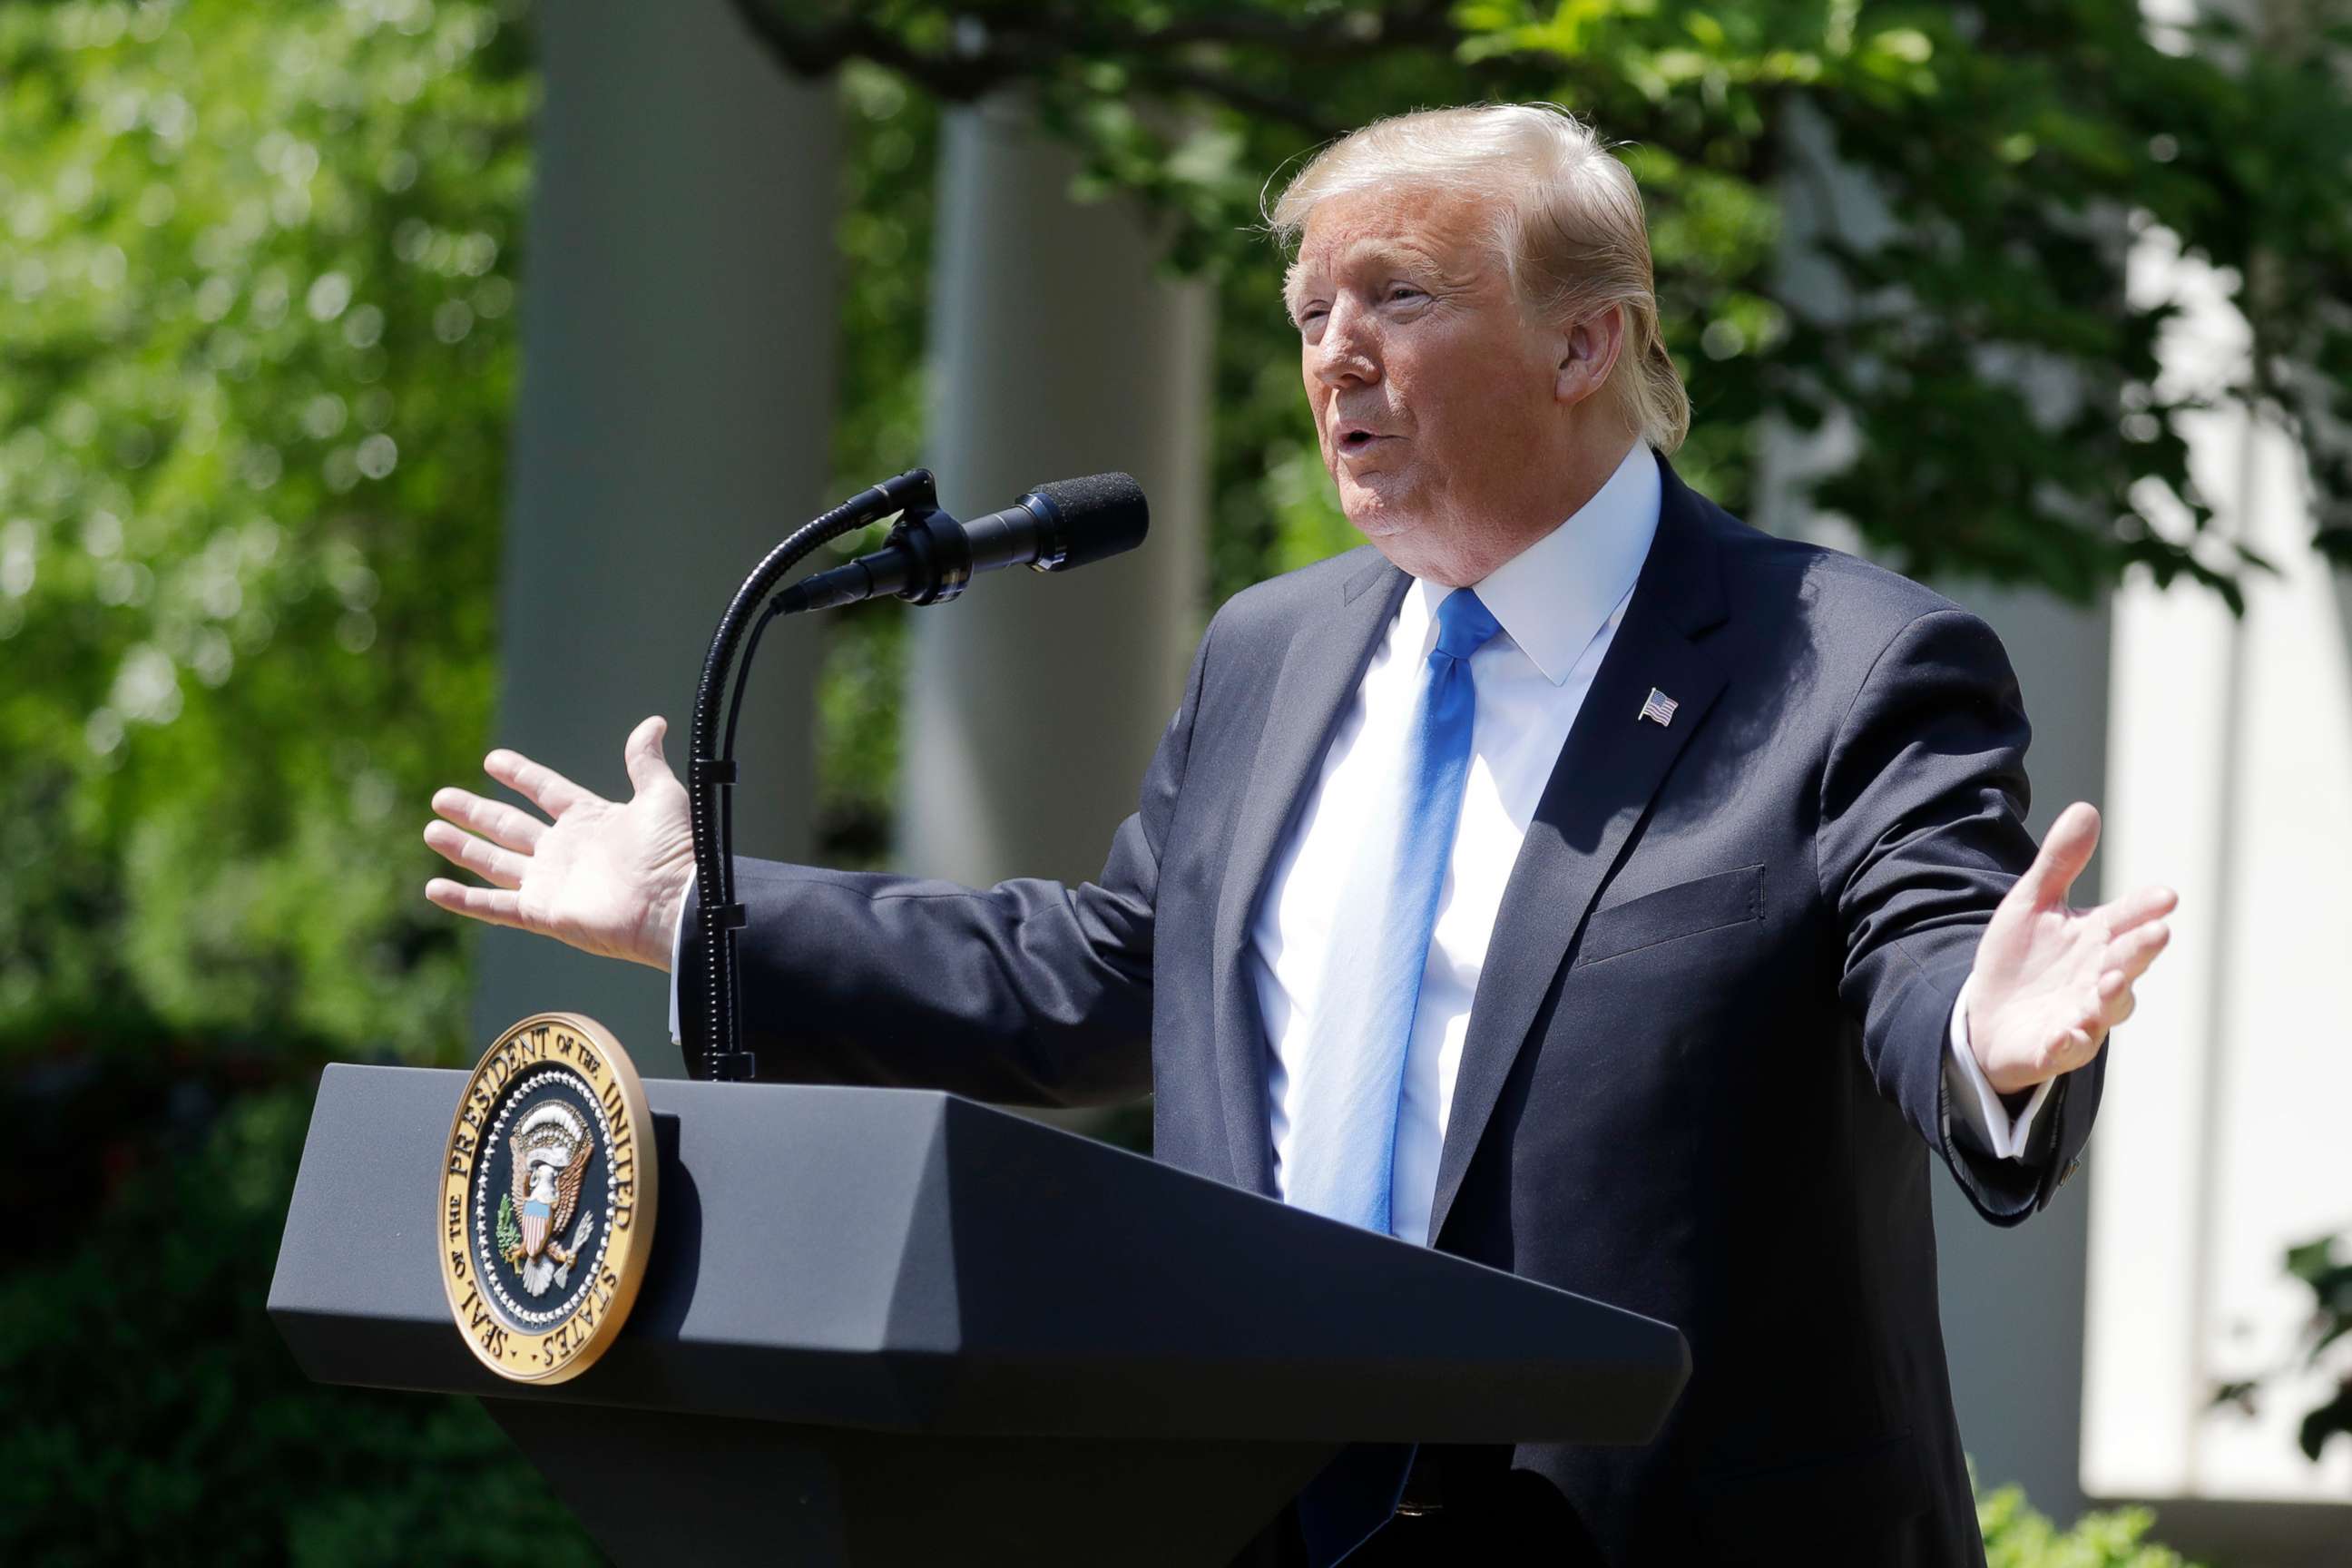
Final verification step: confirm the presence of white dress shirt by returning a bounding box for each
[669,439,2049,1226]
[1244,437,2044,1245]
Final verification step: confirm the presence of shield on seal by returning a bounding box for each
[508,1101,588,1265]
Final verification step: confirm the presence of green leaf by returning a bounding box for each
[495,1190,521,1259]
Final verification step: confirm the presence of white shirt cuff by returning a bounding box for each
[1943,973,2051,1161]
[666,868,695,1046]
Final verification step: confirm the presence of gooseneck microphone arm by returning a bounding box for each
[687,467,938,1083]
[685,466,1149,1083]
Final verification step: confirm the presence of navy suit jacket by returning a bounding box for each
[681,449,2099,1565]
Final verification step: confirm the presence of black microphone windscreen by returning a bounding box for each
[1028,473,1149,569]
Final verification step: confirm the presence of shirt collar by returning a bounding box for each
[1406,437,1661,686]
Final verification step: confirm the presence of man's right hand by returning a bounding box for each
[423,715,695,972]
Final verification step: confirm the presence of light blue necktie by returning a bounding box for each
[1288,587,1502,1566]
[1285,585,1503,1237]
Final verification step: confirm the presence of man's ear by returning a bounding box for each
[1554,304,1628,407]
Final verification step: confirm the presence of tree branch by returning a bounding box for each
[721,0,1463,131]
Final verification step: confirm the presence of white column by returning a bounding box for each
[471,1,838,1079]
[899,103,1212,888]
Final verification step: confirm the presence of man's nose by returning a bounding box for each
[1311,300,1379,388]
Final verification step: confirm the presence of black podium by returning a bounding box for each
[270,1064,1688,1564]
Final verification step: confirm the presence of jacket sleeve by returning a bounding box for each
[674,619,1213,1108]
[1815,607,2102,1224]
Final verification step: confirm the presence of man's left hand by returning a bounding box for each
[1966,801,2177,1096]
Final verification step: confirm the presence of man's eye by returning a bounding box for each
[1387,285,1424,303]
[1296,307,1327,328]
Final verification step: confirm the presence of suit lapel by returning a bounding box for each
[1426,458,1732,1244]
[1210,551,1410,1198]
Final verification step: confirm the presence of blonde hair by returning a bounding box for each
[1265,103,1689,456]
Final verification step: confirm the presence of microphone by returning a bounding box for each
[775,472,1149,613]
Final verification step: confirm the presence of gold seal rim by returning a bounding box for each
[436,1011,659,1386]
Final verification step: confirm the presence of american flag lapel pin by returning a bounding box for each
[1639,687,1680,727]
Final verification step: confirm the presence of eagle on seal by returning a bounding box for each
[505,1101,595,1294]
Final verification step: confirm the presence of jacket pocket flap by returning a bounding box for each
[1574,863,1765,969]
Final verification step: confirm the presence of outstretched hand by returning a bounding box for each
[1965,801,2176,1095]
[423,715,695,971]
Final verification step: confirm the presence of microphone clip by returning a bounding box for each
[880,503,972,607]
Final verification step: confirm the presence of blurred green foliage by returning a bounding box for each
[0,0,591,1557]
[1978,1478,2206,1568]
[2214,1227,2352,1470]
[2278,1232,2352,1464]
[1,1085,595,1564]
[0,0,530,1063]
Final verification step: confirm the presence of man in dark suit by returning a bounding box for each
[425,104,2175,1564]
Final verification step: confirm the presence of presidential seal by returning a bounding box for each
[437,1012,656,1384]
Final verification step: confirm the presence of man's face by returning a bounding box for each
[1288,184,1566,559]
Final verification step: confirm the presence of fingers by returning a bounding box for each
[2011,800,2101,911]
[2097,883,2179,937]
[485,747,598,818]
[430,786,546,854]
[2079,921,2171,1041]
[423,820,529,888]
[425,877,526,931]
[2106,919,2171,983]
[2048,983,2126,1076]
[2095,969,2138,1031]
[2087,920,2170,1034]
[623,715,679,797]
